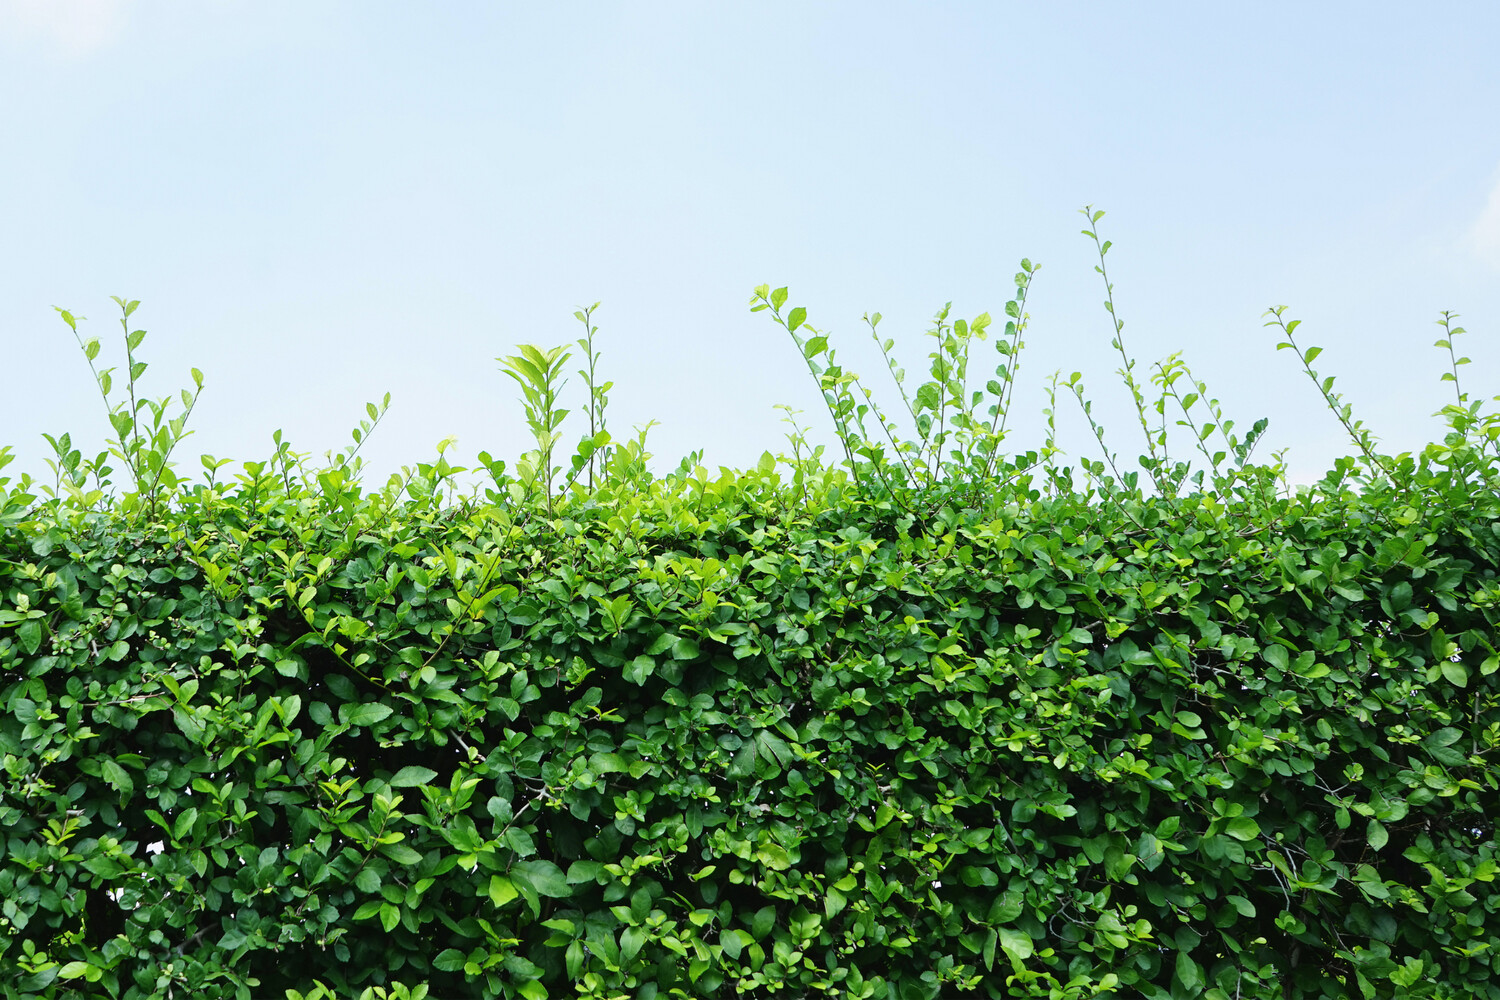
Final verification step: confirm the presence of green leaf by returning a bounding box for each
[621,925,648,963]
[341,702,393,727]
[990,889,1024,924]
[788,306,808,333]
[1136,832,1164,871]
[755,730,793,768]
[756,843,791,870]
[82,854,124,878]
[172,706,206,744]
[100,758,134,795]
[1331,583,1365,602]
[1175,951,1204,991]
[504,826,537,857]
[1367,819,1389,851]
[1441,660,1469,687]
[1425,727,1463,748]
[379,902,400,932]
[751,905,776,940]
[378,842,422,865]
[389,766,438,788]
[512,860,569,897]
[1224,816,1260,842]
[434,949,466,972]
[17,619,43,656]
[999,927,1034,963]
[726,744,756,779]
[488,875,519,907]
[624,655,655,685]
[1227,894,1256,917]
[173,807,198,841]
[588,752,627,774]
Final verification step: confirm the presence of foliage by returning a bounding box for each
[1,213,1498,1000]
[47,297,204,521]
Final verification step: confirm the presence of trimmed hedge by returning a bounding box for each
[3,469,1498,1000]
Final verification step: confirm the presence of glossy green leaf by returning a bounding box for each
[388,765,438,788]
[341,702,393,727]
[488,875,518,908]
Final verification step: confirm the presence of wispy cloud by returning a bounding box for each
[1474,169,1500,271]
[0,0,130,59]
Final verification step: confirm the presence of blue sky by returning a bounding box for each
[3,1,1498,491]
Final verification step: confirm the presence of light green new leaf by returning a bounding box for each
[488,875,519,908]
[756,843,791,870]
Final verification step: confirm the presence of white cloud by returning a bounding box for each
[0,0,129,59]
[1474,169,1500,271]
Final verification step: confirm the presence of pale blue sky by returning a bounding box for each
[3,1,1498,491]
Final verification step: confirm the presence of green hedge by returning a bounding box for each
[6,214,1499,998]
[2,470,1498,999]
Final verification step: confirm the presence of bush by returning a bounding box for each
[2,211,1497,1000]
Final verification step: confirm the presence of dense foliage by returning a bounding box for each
[2,212,1498,999]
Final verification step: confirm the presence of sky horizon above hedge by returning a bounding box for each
[2,3,1498,490]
